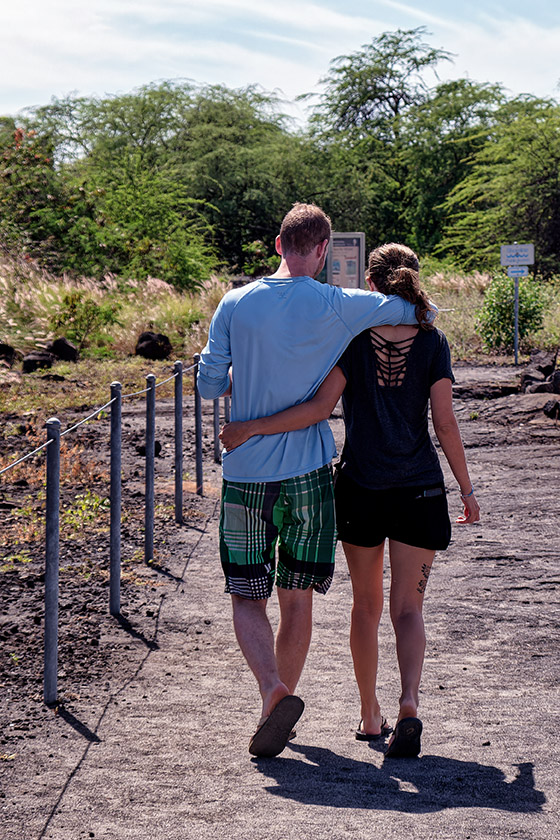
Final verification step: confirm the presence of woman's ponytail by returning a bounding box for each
[368,244,435,330]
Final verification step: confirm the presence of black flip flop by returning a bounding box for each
[249,695,304,757]
[355,717,393,741]
[384,717,422,758]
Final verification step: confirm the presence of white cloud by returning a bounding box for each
[439,17,560,98]
[371,0,462,31]
[1,0,559,118]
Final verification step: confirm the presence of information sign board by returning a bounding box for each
[500,244,534,266]
[325,233,366,289]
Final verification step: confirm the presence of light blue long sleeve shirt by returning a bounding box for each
[197,275,426,482]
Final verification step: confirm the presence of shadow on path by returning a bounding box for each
[53,706,101,743]
[116,613,160,650]
[254,743,545,814]
[35,505,220,840]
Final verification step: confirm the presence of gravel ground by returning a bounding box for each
[1,364,559,840]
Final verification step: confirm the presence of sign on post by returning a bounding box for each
[499,243,534,365]
[323,233,366,289]
[507,266,529,278]
[500,243,534,266]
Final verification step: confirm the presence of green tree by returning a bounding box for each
[302,28,453,246]
[174,84,318,266]
[307,27,451,141]
[19,82,314,278]
[0,123,64,260]
[14,84,218,287]
[402,79,504,253]
[439,96,560,275]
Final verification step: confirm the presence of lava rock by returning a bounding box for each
[528,349,558,377]
[135,332,172,360]
[0,342,15,366]
[136,441,162,457]
[46,337,79,362]
[526,370,560,394]
[542,399,560,420]
[22,351,56,373]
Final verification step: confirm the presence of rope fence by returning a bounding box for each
[1,301,489,709]
[0,356,228,705]
[0,440,53,475]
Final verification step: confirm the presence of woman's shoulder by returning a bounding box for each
[418,325,449,346]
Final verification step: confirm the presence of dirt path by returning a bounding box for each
[1,365,559,839]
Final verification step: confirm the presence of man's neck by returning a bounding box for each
[268,256,315,280]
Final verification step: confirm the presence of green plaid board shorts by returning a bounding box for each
[219,464,336,600]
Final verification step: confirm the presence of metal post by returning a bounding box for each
[174,361,183,524]
[213,399,221,463]
[110,382,122,616]
[514,276,519,365]
[193,354,203,496]
[224,396,231,424]
[145,374,156,562]
[44,418,60,705]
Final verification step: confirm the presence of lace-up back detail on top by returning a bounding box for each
[369,328,418,387]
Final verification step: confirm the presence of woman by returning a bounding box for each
[220,243,480,758]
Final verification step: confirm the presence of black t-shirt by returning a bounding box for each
[337,327,454,490]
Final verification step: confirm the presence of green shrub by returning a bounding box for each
[50,290,121,351]
[477,274,547,352]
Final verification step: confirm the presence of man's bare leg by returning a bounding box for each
[231,594,290,719]
[275,587,313,693]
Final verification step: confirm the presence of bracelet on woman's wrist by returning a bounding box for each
[460,486,474,499]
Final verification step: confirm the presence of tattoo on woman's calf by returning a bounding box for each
[417,563,432,594]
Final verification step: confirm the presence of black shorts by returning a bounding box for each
[334,469,451,551]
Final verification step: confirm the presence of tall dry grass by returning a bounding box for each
[0,251,231,358]
[2,249,559,383]
[423,268,560,359]
[422,270,491,361]
[0,253,233,418]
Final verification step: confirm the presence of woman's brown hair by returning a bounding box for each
[367,243,435,329]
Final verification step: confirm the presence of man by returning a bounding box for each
[197,203,430,757]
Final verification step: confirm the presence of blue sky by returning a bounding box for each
[1,1,559,122]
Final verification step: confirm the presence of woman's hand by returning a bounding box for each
[219,421,253,451]
[456,491,480,524]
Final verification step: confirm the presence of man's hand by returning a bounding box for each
[219,421,253,451]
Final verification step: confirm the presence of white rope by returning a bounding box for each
[61,398,116,437]
[1,360,198,476]
[154,372,179,388]
[0,439,53,476]
[121,385,152,398]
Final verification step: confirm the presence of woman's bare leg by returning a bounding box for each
[388,540,435,722]
[343,541,385,734]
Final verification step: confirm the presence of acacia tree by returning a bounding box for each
[6,84,220,286]
[9,82,316,279]
[308,27,451,140]
[439,96,560,275]
[173,84,314,266]
[402,79,504,253]
[302,28,453,246]
[0,120,66,263]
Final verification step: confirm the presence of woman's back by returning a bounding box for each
[367,325,419,389]
[338,327,454,490]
